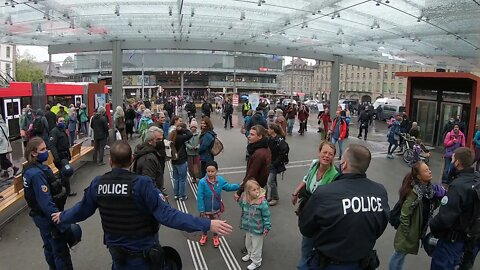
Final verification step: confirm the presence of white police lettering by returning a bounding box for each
[342,196,383,215]
[98,184,128,195]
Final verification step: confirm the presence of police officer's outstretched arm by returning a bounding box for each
[140,177,233,235]
[52,178,99,224]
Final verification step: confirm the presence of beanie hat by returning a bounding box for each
[205,160,218,170]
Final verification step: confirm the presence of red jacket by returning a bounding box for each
[237,141,272,196]
[330,117,348,140]
[319,113,331,131]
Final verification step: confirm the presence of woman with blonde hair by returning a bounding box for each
[114,106,126,141]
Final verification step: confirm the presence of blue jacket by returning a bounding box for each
[60,168,211,251]
[199,130,215,162]
[197,176,240,213]
[23,163,70,232]
[162,121,170,138]
[387,120,401,144]
[474,130,480,149]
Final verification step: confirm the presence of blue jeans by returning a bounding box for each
[267,169,278,200]
[287,119,295,134]
[431,238,479,270]
[331,137,345,158]
[32,215,72,270]
[69,130,76,146]
[442,157,452,184]
[173,162,188,197]
[388,250,406,270]
[298,236,315,270]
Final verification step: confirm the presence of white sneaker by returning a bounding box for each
[247,262,261,270]
[241,255,250,262]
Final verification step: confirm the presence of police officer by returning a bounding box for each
[23,137,74,270]
[52,140,233,270]
[49,116,76,196]
[298,144,389,270]
[429,147,480,270]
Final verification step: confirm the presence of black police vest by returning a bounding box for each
[24,164,66,214]
[96,171,159,237]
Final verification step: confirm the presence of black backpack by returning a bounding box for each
[465,176,480,240]
[389,200,402,229]
[276,138,289,173]
[32,117,44,136]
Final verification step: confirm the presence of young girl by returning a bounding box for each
[197,161,239,247]
[186,119,201,183]
[239,179,272,270]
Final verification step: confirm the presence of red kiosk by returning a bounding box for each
[396,72,480,147]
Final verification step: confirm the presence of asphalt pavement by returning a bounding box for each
[0,111,444,269]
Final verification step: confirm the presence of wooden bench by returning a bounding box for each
[0,143,94,214]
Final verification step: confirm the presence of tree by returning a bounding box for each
[15,50,44,82]
[62,56,74,68]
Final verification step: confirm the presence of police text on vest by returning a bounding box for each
[98,184,128,195]
[342,197,383,214]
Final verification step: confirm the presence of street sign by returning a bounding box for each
[232,94,239,106]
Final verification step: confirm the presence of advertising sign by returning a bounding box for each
[232,94,239,106]
[249,93,260,110]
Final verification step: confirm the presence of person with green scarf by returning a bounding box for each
[291,141,339,270]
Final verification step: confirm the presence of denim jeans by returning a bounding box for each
[331,137,345,158]
[442,157,452,184]
[287,119,295,134]
[388,250,406,270]
[69,130,76,146]
[431,238,464,270]
[297,236,315,270]
[173,162,188,197]
[267,169,278,200]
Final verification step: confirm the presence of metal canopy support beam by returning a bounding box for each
[329,56,341,115]
[48,40,379,69]
[112,40,123,131]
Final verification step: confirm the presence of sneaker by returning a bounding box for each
[269,200,278,206]
[180,196,188,201]
[247,262,261,270]
[213,235,220,248]
[241,255,251,262]
[199,234,208,246]
[174,196,179,200]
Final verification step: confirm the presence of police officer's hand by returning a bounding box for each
[210,220,233,236]
[51,212,62,224]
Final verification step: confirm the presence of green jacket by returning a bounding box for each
[239,188,272,235]
[393,190,439,254]
[186,132,200,156]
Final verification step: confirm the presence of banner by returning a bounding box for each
[249,93,260,110]
[232,94,239,106]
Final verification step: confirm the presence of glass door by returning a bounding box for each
[74,95,83,106]
[416,100,437,145]
[436,103,463,146]
[3,98,21,137]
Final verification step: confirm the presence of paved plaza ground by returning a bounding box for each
[0,111,444,270]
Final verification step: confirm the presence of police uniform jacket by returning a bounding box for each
[429,167,477,240]
[49,126,71,163]
[23,163,70,231]
[298,173,389,262]
[60,168,210,251]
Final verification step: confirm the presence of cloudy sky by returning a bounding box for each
[17,45,73,63]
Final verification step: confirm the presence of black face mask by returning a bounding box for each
[155,140,164,150]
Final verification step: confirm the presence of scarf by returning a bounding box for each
[411,182,434,208]
[247,137,269,156]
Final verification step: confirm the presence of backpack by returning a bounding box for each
[210,137,223,156]
[164,140,178,161]
[31,117,44,136]
[276,138,290,173]
[465,176,480,239]
[389,200,402,229]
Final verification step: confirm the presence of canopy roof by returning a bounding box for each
[1,0,479,70]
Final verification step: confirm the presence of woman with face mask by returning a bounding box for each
[291,141,339,270]
[22,137,74,270]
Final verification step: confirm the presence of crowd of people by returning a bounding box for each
[14,96,480,270]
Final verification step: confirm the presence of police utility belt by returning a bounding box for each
[109,245,164,270]
[314,249,379,270]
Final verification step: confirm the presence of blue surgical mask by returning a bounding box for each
[37,151,49,163]
[57,123,65,129]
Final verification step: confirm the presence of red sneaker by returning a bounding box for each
[199,234,208,246]
[213,235,220,248]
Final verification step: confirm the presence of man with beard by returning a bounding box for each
[132,126,167,196]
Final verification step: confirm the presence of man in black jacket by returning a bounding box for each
[90,106,109,166]
[429,147,480,269]
[223,99,234,128]
[298,144,389,269]
[171,123,193,201]
[357,106,372,141]
[45,104,57,132]
[133,126,167,195]
[49,116,76,196]
[202,99,213,118]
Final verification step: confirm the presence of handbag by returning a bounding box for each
[207,181,224,213]
[0,125,12,153]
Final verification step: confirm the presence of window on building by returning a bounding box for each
[398,83,404,93]
[369,73,372,79]
[390,83,395,93]
[362,82,365,91]
[376,82,380,92]
[6,46,11,58]
[363,73,366,79]
[357,73,360,79]
[383,82,387,92]
[5,63,11,76]
[368,82,372,91]
[377,71,380,79]
[391,71,395,79]
[356,82,359,90]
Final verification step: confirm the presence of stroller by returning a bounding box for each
[399,133,430,165]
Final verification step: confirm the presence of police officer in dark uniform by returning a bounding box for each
[299,144,389,270]
[23,137,75,270]
[49,116,76,196]
[52,140,233,270]
[429,147,480,270]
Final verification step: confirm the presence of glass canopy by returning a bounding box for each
[1,0,479,70]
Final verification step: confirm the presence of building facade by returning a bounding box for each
[278,58,314,97]
[313,61,440,103]
[73,50,282,101]
[0,44,15,82]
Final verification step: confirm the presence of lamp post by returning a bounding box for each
[233,54,237,93]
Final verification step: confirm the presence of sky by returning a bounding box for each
[17,45,73,64]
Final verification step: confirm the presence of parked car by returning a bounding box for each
[378,104,405,121]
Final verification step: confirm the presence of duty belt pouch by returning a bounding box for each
[360,250,380,270]
[146,245,165,270]
[108,247,128,266]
